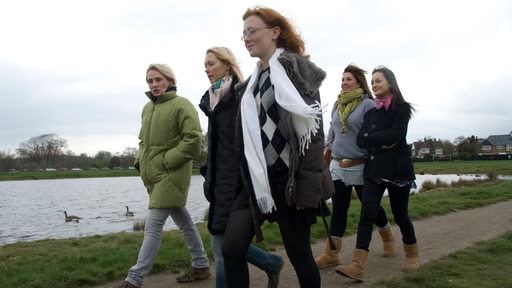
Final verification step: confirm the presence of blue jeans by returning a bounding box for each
[212,234,282,288]
[125,208,209,287]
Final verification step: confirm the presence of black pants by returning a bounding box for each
[330,180,389,237]
[356,179,417,250]
[222,173,320,288]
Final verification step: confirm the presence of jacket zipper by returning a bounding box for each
[142,102,156,181]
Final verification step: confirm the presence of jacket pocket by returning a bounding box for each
[145,153,167,184]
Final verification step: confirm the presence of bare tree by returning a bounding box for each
[16,134,68,169]
[442,140,456,159]
[120,147,138,168]
[453,135,466,145]
[110,155,121,168]
[0,149,17,171]
[123,147,138,158]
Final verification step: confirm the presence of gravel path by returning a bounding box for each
[93,199,512,288]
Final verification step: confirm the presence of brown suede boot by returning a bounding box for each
[315,238,341,268]
[403,243,420,271]
[335,248,368,281]
[378,224,396,257]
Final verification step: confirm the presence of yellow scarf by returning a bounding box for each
[337,88,364,132]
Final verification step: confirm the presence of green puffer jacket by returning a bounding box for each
[135,88,202,209]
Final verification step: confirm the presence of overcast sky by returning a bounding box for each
[1,0,511,156]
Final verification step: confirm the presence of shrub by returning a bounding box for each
[133,218,146,231]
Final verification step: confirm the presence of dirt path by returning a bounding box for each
[93,199,512,288]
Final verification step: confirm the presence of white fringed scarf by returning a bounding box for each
[241,48,322,214]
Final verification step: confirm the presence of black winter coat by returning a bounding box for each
[357,101,415,181]
[198,76,239,235]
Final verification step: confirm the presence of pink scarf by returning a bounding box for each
[375,94,393,110]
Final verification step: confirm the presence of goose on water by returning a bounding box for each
[125,206,134,216]
[64,211,81,222]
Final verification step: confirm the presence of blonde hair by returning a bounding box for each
[146,63,177,86]
[206,47,244,81]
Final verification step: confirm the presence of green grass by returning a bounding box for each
[413,159,512,176]
[0,227,211,288]
[1,160,511,287]
[0,169,139,181]
[1,180,511,288]
[1,159,510,182]
[372,231,512,288]
[0,168,201,181]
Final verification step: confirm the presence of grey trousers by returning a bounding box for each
[126,207,209,287]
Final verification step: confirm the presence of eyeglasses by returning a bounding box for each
[240,27,273,41]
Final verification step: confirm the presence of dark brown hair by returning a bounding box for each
[344,64,373,99]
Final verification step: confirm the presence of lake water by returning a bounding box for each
[0,176,208,246]
[0,174,503,246]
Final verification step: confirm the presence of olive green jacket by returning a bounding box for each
[135,88,202,208]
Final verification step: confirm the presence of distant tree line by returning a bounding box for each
[0,133,208,172]
[0,132,489,172]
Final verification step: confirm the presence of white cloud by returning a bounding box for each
[1,0,511,156]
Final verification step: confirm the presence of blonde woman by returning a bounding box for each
[199,47,284,288]
[121,64,210,288]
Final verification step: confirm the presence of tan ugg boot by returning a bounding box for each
[315,238,342,268]
[403,243,420,271]
[378,224,396,257]
[335,248,368,281]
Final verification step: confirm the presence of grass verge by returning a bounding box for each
[1,160,512,287]
[1,180,511,287]
[373,230,512,288]
[1,159,510,182]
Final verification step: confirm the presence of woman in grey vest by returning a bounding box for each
[315,64,394,268]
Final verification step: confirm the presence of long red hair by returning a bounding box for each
[243,6,309,59]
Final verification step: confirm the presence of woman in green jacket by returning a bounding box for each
[121,64,210,288]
